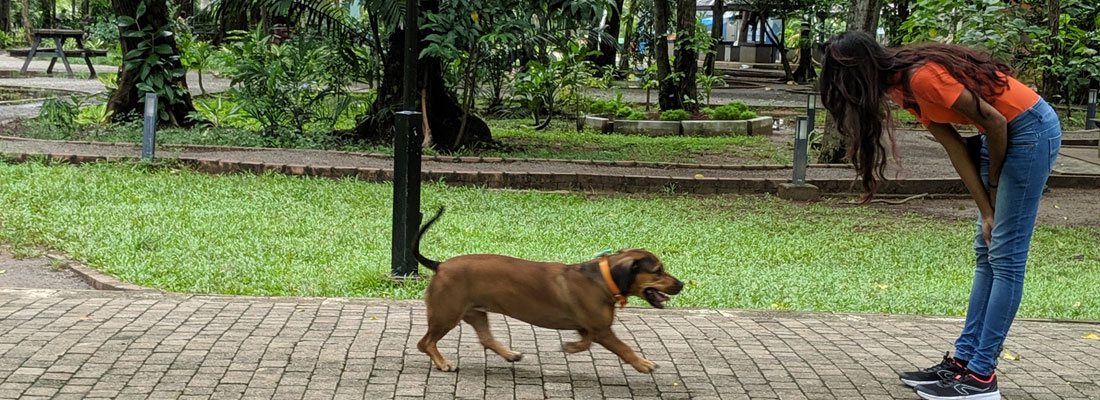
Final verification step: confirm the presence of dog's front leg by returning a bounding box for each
[594,331,657,373]
[562,329,592,353]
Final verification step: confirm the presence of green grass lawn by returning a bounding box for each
[1,160,1097,320]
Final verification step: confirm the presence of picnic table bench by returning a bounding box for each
[13,29,104,79]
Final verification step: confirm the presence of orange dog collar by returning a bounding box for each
[599,256,627,309]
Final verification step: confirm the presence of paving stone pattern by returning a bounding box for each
[1,289,1099,399]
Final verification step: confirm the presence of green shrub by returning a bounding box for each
[659,109,691,121]
[710,102,755,120]
[627,110,648,120]
[588,99,619,115]
[615,106,634,119]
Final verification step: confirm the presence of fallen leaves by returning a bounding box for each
[694,174,704,179]
[1000,348,1020,361]
[1083,332,1100,340]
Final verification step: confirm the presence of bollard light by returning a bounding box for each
[142,93,157,162]
[1087,89,1097,130]
[793,116,809,185]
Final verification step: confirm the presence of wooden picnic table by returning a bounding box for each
[17,29,99,79]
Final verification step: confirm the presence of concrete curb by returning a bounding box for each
[0,135,854,171]
[6,150,1100,195]
[44,252,156,292]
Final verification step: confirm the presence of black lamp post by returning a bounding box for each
[391,0,424,279]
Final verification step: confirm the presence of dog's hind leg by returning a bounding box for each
[418,290,464,372]
[562,329,593,353]
[463,311,523,362]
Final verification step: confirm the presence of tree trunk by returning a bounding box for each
[1040,0,1060,100]
[885,0,910,46]
[653,0,680,110]
[593,0,624,71]
[703,0,722,76]
[39,0,52,28]
[354,0,490,151]
[792,23,816,83]
[81,0,89,19]
[762,15,794,82]
[819,0,883,163]
[673,0,697,111]
[617,0,637,71]
[845,0,882,34]
[0,0,10,32]
[108,0,195,126]
[20,0,32,43]
[213,5,247,44]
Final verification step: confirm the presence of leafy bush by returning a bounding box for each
[710,102,755,120]
[188,97,247,128]
[588,99,619,115]
[97,73,118,93]
[615,106,634,119]
[659,109,691,121]
[219,28,353,137]
[627,110,648,120]
[117,1,189,123]
[38,95,83,131]
[0,31,19,49]
[75,104,114,129]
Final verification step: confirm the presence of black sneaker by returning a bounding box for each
[898,352,967,387]
[914,369,1000,400]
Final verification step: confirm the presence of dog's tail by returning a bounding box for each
[413,207,444,271]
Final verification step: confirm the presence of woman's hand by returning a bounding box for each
[982,214,994,247]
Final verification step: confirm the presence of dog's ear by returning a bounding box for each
[609,253,641,293]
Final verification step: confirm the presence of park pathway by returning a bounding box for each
[1,288,1098,399]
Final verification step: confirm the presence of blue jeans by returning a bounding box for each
[953,99,1061,376]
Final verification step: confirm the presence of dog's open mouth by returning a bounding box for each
[643,288,671,308]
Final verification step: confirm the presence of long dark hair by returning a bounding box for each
[819,31,1014,200]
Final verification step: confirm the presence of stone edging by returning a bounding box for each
[0,135,853,171]
[7,151,1100,195]
[584,115,774,137]
[43,252,155,291]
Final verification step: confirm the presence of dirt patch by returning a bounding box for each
[0,246,92,290]
[831,188,1100,229]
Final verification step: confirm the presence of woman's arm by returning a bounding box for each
[926,121,996,244]
[950,90,1008,193]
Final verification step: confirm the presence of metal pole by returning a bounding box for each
[391,0,423,278]
[1087,89,1097,130]
[806,93,816,135]
[793,116,809,185]
[142,93,157,161]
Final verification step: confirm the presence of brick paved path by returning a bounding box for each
[1,289,1098,400]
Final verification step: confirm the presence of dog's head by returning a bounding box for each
[607,249,684,309]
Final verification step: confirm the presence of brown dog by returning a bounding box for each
[412,207,684,373]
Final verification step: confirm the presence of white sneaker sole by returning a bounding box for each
[901,378,940,388]
[916,390,1001,400]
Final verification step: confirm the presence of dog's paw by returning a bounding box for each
[435,360,458,372]
[562,341,591,354]
[630,358,658,373]
[503,351,523,362]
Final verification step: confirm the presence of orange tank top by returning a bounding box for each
[888,62,1039,132]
